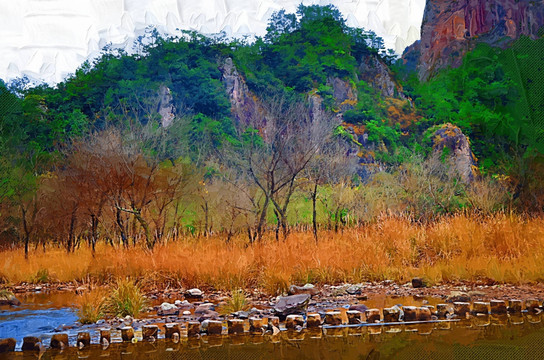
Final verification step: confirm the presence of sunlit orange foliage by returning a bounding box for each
[2,214,544,293]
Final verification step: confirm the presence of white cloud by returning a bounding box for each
[0,0,425,84]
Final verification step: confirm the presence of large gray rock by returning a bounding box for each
[273,294,310,319]
[288,284,319,297]
[431,123,477,183]
[185,288,203,299]
[157,302,179,316]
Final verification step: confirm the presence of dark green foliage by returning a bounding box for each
[401,36,544,173]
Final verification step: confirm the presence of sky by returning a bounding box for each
[0,0,425,85]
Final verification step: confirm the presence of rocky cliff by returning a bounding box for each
[408,0,544,80]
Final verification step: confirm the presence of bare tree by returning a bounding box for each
[227,97,340,241]
[304,140,358,242]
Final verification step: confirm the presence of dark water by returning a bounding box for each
[2,293,544,359]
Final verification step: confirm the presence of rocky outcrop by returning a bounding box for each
[411,0,544,80]
[431,123,478,182]
[358,55,405,99]
[219,58,266,129]
[329,77,358,111]
[157,85,175,127]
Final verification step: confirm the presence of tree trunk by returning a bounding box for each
[312,181,318,244]
[255,195,269,242]
[116,208,128,248]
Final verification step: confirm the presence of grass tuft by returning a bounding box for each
[220,289,249,315]
[32,268,50,284]
[76,289,106,324]
[104,279,148,318]
[0,289,14,300]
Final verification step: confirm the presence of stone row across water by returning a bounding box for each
[0,298,542,353]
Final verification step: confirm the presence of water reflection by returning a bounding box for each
[1,314,542,360]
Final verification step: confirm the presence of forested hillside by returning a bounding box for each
[0,5,543,255]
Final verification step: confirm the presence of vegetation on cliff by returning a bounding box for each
[0,4,542,260]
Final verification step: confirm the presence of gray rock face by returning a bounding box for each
[157,85,175,127]
[414,0,544,81]
[358,55,405,99]
[431,123,477,182]
[219,57,266,129]
[273,294,311,318]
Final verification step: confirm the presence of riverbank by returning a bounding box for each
[1,214,544,294]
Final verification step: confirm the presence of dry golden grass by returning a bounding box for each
[2,214,544,293]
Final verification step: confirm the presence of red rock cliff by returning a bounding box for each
[409,0,544,80]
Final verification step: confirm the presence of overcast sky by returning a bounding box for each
[0,0,425,84]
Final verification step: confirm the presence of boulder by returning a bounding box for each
[508,299,522,313]
[306,313,322,328]
[472,302,490,315]
[50,334,69,349]
[273,294,310,318]
[288,284,319,297]
[285,314,304,330]
[185,288,203,299]
[403,306,417,321]
[195,303,215,314]
[411,277,427,288]
[347,310,363,324]
[186,321,201,337]
[142,325,159,340]
[453,302,471,317]
[203,320,223,335]
[383,306,402,322]
[490,300,507,314]
[227,319,244,334]
[365,309,381,323]
[0,338,16,353]
[77,332,91,348]
[417,307,432,321]
[121,327,134,342]
[0,292,20,306]
[249,317,265,334]
[525,299,541,313]
[324,311,342,326]
[345,285,362,295]
[100,329,111,346]
[165,323,181,339]
[446,291,471,303]
[157,302,179,316]
[436,304,450,318]
[21,337,42,352]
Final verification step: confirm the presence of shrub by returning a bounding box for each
[104,279,148,318]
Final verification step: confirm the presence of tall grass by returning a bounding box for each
[77,289,106,324]
[103,279,148,318]
[1,214,544,292]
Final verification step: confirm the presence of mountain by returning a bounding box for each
[405,0,544,80]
